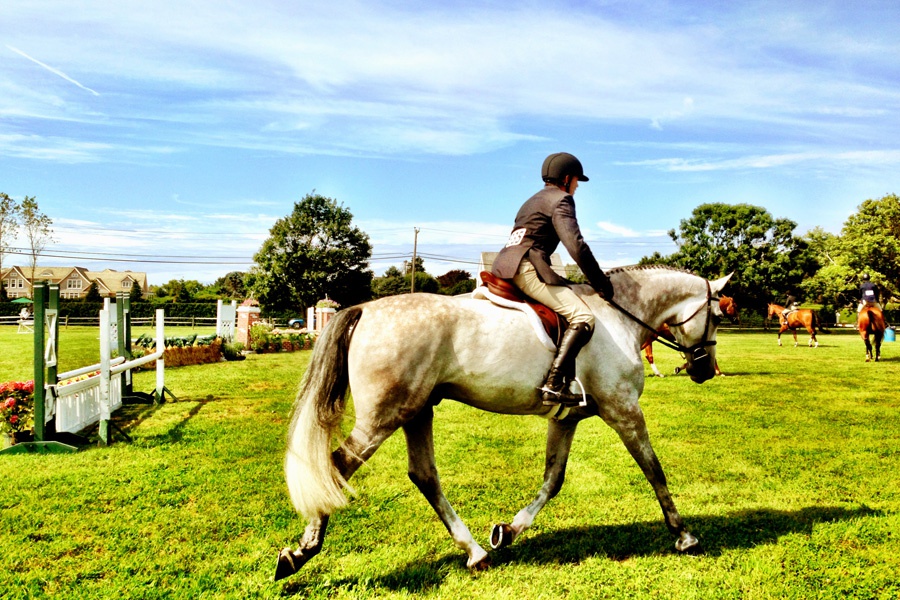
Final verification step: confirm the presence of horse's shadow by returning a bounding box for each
[280,505,880,596]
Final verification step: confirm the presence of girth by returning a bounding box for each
[479,271,568,346]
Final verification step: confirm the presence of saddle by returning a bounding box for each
[478,271,568,346]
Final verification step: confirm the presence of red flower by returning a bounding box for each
[4,398,15,409]
[9,415,18,424]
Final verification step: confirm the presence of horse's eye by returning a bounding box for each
[712,314,722,326]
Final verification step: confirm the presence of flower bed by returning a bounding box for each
[249,323,316,353]
[1,380,35,438]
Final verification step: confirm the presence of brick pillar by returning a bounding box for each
[315,307,336,332]
[236,303,261,347]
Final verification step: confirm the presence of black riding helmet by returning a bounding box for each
[541,152,589,184]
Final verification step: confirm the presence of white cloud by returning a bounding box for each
[3,2,898,160]
[595,221,642,237]
[621,150,900,173]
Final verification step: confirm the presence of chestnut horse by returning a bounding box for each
[767,303,820,347]
[858,304,885,362]
[643,295,739,376]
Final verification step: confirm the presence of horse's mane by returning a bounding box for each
[606,264,695,277]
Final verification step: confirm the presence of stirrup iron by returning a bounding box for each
[540,376,588,408]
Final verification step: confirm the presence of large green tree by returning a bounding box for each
[645,203,815,310]
[252,193,373,311]
[840,193,900,296]
[801,194,900,307]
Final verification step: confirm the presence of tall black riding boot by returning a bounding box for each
[540,322,593,406]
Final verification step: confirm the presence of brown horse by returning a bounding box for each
[767,303,820,347]
[643,295,739,376]
[858,304,885,362]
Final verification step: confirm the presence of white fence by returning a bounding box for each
[47,308,167,435]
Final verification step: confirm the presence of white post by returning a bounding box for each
[216,299,224,337]
[155,309,165,401]
[99,308,111,420]
[307,306,316,331]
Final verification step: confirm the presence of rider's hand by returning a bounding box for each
[597,278,614,301]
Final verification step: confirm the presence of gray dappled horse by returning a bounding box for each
[275,266,733,580]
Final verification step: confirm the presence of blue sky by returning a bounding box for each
[2,0,899,285]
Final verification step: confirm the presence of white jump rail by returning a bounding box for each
[49,308,166,434]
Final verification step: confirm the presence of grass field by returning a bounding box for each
[1,324,898,599]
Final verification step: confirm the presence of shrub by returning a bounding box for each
[0,380,35,434]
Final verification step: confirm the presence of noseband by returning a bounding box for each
[609,280,719,362]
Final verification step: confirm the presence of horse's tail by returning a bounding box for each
[815,311,828,332]
[285,306,363,521]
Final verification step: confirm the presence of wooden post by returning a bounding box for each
[411,227,419,293]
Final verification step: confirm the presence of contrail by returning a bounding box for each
[6,45,100,96]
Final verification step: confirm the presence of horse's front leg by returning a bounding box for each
[603,404,699,553]
[403,405,491,570]
[490,417,579,550]
[645,348,664,377]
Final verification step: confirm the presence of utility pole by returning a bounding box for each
[411,227,419,293]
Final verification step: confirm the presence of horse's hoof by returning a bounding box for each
[274,548,298,581]
[675,533,702,555]
[468,553,492,571]
[490,523,515,549]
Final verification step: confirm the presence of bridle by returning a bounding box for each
[608,280,720,363]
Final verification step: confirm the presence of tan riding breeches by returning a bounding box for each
[513,262,595,327]
[858,301,883,313]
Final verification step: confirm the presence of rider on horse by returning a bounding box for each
[492,152,614,406]
[781,291,799,326]
[858,273,882,313]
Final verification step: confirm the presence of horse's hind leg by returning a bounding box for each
[602,404,699,553]
[276,424,397,580]
[490,418,579,550]
[403,405,491,570]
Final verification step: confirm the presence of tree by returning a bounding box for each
[252,193,373,311]
[0,193,20,287]
[18,196,53,274]
[650,203,815,311]
[436,269,475,295]
[403,255,425,276]
[84,281,103,302]
[799,227,857,309]
[371,264,439,298]
[129,280,144,303]
[214,271,248,299]
[839,193,900,298]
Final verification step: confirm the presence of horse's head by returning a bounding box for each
[669,273,733,384]
[720,295,740,325]
[766,304,781,319]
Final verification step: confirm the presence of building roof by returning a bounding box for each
[2,266,149,291]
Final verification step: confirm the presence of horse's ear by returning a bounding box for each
[710,272,733,294]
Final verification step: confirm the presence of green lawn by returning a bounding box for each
[1,326,898,599]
